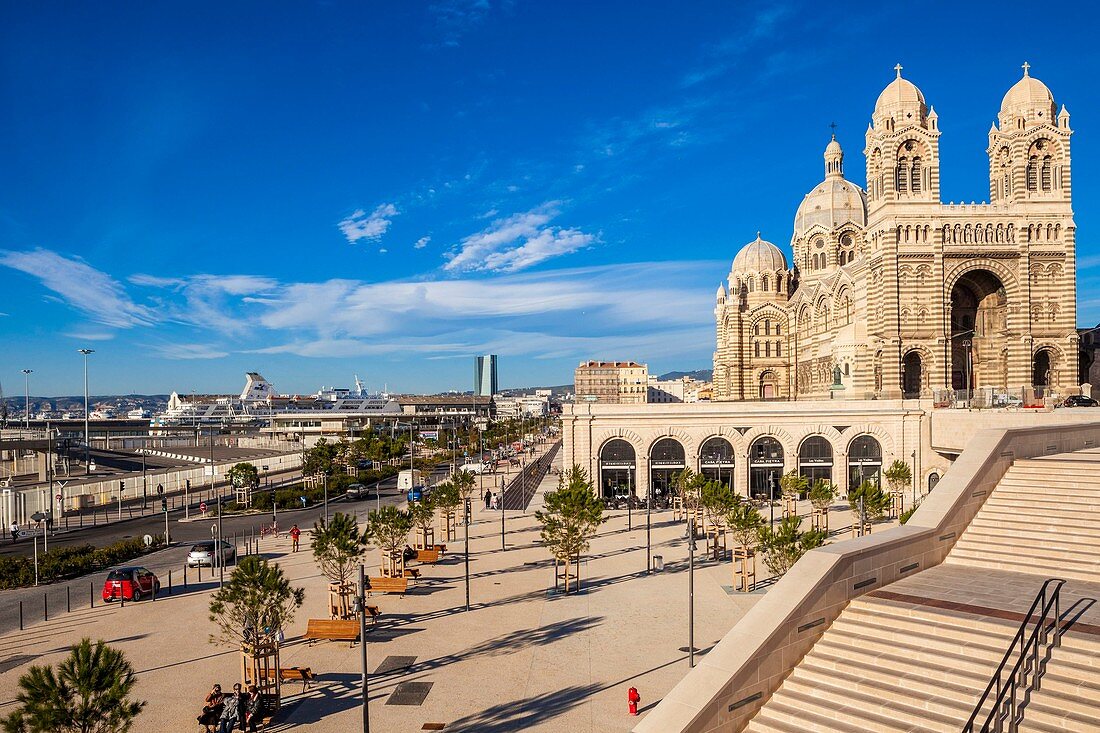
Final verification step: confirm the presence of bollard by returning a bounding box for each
[44,593,48,622]
[184,564,188,589]
[151,580,156,602]
[169,570,173,596]
[19,601,23,630]
[67,585,71,613]
[90,582,94,608]
[198,564,202,583]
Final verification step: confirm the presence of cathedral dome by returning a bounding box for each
[733,234,787,273]
[874,67,927,123]
[794,137,867,238]
[1000,64,1055,123]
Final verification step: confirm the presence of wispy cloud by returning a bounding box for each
[414,236,431,249]
[444,203,596,273]
[65,331,115,341]
[154,343,230,360]
[337,203,399,244]
[0,248,156,329]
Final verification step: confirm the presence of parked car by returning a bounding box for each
[345,483,370,500]
[102,566,160,602]
[1063,395,1099,407]
[187,540,236,568]
[407,485,426,503]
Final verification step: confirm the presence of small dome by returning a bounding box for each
[824,137,843,156]
[874,66,927,124]
[794,177,867,238]
[1000,63,1055,124]
[733,234,787,273]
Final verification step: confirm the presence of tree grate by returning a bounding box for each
[375,655,417,675]
[387,681,433,706]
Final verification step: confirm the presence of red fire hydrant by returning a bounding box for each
[628,686,641,716]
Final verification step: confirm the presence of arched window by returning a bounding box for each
[775,340,782,357]
[762,275,770,292]
[1041,156,1052,192]
[775,323,782,336]
[765,341,771,357]
[1027,156,1038,192]
[896,156,908,193]
[748,277,755,293]
[910,157,922,193]
[754,342,760,357]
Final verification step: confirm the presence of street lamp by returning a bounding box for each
[78,349,95,474]
[21,369,32,428]
[688,517,697,668]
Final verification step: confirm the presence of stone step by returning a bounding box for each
[781,671,964,732]
[995,480,1100,496]
[951,535,1100,563]
[798,659,978,708]
[829,617,1010,660]
[983,496,1100,513]
[822,627,1001,675]
[944,551,1100,583]
[968,517,1100,539]
[946,542,1100,569]
[846,600,1020,639]
[960,526,1100,553]
[752,698,928,733]
[969,510,1100,533]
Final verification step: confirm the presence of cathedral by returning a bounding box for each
[713,65,1078,401]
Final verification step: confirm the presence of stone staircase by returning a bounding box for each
[746,450,1100,733]
[944,456,1100,582]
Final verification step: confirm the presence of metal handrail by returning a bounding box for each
[963,577,1066,733]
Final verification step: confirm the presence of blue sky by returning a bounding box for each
[3,1,1100,396]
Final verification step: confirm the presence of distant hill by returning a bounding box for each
[657,369,712,382]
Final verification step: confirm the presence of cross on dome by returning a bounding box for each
[1022,61,1030,77]
[894,63,903,78]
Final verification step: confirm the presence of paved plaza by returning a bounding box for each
[0,448,853,732]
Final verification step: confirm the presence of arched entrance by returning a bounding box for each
[749,437,784,500]
[950,270,1008,391]
[848,435,882,491]
[699,436,735,490]
[759,370,780,400]
[902,352,923,398]
[1032,348,1053,387]
[798,436,833,484]
[598,439,636,500]
[928,472,941,492]
[650,438,686,500]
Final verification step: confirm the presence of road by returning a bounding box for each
[0,463,459,638]
[0,463,452,558]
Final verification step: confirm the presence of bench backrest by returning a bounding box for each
[371,577,407,587]
[305,619,359,635]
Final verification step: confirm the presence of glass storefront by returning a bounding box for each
[847,435,882,491]
[749,436,784,500]
[650,438,686,499]
[599,438,636,499]
[798,436,833,484]
[699,436,735,490]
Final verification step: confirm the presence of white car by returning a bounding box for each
[460,462,486,474]
[345,483,370,500]
[187,540,236,568]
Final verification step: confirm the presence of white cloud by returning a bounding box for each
[66,331,115,341]
[0,248,156,328]
[414,236,431,249]
[337,203,399,244]
[444,203,596,273]
[154,343,229,360]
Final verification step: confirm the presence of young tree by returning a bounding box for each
[226,462,259,489]
[699,480,737,530]
[432,480,461,541]
[0,638,145,733]
[535,464,605,593]
[452,469,477,504]
[208,556,305,651]
[364,505,413,576]
[756,515,827,577]
[409,494,436,548]
[778,470,808,501]
[808,479,838,513]
[884,460,913,496]
[724,498,764,553]
[674,468,707,512]
[848,480,891,524]
[310,512,366,588]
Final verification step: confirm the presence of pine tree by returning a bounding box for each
[364,505,413,575]
[208,556,305,650]
[534,464,605,593]
[310,512,366,588]
[1,638,145,733]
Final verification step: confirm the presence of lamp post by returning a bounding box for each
[688,517,697,668]
[464,498,471,612]
[78,349,94,473]
[21,369,32,429]
[500,474,506,551]
[357,563,371,733]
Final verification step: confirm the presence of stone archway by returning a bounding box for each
[902,351,923,398]
[1032,348,1053,387]
[950,269,1008,391]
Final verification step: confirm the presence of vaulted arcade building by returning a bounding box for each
[713,64,1078,401]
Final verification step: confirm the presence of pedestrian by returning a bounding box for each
[216,683,242,733]
[9,521,18,544]
[484,488,492,510]
[490,492,499,510]
[289,524,301,552]
[243,684,263,731]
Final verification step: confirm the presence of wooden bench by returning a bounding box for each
[431,543,447,555]
[367,576,408,597]
[403,568,422,582]
[416,548,440,564]
[261,665,316,691]
[303,618,361,645]
[365,604,381,624]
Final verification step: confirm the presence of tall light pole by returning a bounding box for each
[78,349,94,473]
[688,517,697,668]
[21,369,32,428]
[358,563,371,733]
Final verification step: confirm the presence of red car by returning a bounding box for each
[102,566,160,602]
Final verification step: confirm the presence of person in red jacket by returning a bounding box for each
[289,524,301,552]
